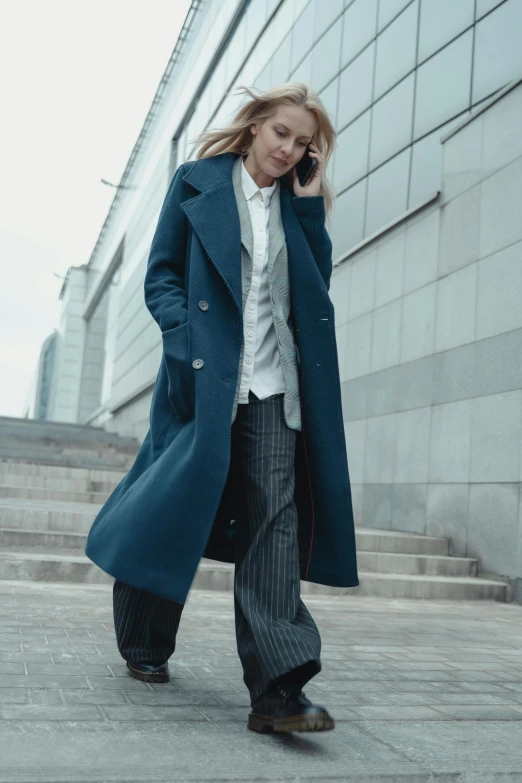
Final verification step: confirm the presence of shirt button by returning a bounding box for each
[257,250,262,255]
[250,304,255,310]
[192,359,204,369]
[248,330,253,337]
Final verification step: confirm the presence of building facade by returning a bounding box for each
[40,0,522,596]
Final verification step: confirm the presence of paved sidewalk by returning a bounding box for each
[0,581,521,782]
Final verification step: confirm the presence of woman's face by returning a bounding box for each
[250,104,318,180]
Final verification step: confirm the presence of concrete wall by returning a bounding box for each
[331,80,522,599]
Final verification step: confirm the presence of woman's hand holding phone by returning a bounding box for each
[292,142,323,197]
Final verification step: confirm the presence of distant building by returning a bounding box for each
[29,330,57,420]
[37,0,522,597]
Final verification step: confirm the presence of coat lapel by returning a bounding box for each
[180,153,243,314]
[181,152,289,315]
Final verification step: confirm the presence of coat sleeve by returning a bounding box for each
[291,195,333,292]
[144,163,189,333]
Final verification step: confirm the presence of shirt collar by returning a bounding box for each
[240,156,278,205]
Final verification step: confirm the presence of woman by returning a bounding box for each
[85,82,358,733]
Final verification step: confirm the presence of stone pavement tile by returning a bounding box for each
[102,705,206,721]
[0,688,27,704]
[0,705,102,720]
[391,652,453,661]
[387,661,457,671]
[171,678,243,692]
[211,691,253,707]
[0,662,25,674]
[443,661,522,671]
[26,662,111,675]
[21,644,100,654]
[29,689,64,705]
[431,693,522,705]
[196,706,247,722]
[456,681,515,692]
[0,641,21,652]
[0,675,89,689]
[0,651,52,663]
[431,704,522,720]
[378,692,445,706]
[350,705,452,720]
[61,689,129,706]
[86,676,148,690]
[77,654,122,665]
[125,691,222,707]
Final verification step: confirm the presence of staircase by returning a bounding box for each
[0,418,510,601]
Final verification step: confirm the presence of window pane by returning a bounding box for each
[377,0,411,31]
[319,76,339,128]
[311,17,343,92]
[271,33,292,84]
[374,1,418,99]
[314,0,343,39]
[370,73,414,169]
[341,0,378,68]
[290,1,315,72]
[334,110,371,192]
[365,148,411,235]
[418,0,474,62]
[408,111,469,207]
[414,30,473,139]
[472,0,522,104]
[330,179,367,259]
[338,43,375,130]
[476,0,504,20]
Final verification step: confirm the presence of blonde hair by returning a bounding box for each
[191,82,337,218]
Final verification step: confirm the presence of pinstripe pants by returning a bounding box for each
[113,389,322,704]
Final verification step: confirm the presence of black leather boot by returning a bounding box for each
[126,660,170,683]
[248,683,335,733]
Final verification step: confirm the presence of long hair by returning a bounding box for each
[191,82,337,218]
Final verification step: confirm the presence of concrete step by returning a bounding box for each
[0,551,506,600]
[355,528,449,555]
[0,501,451,553]
[0,466,122,492]
[0,449,136,471]
[0,415,139,449]
[0,528,87,550]
[357,550,477,577]
[0,499,100,533]
[0,528,477,577]
[0,484,112,505]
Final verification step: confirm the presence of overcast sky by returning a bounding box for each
[0,0,192,417]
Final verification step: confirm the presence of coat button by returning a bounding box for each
[199,300,208,311]
[192,359,204,369]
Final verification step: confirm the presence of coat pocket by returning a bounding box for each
[161,322,195,421]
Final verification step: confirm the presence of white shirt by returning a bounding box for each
[238,158,286,403]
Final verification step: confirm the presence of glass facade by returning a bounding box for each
[51,0,522,428]
[178,0,522,262]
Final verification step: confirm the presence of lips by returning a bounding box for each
[272,156,287,166]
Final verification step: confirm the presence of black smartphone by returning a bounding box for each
[295,143,317,187]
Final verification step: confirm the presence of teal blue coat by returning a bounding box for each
[85,152,359,603]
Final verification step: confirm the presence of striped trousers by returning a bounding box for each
[113,389,322,704]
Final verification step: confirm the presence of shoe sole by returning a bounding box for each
[126,663,169,683]
[248,711,335,733]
